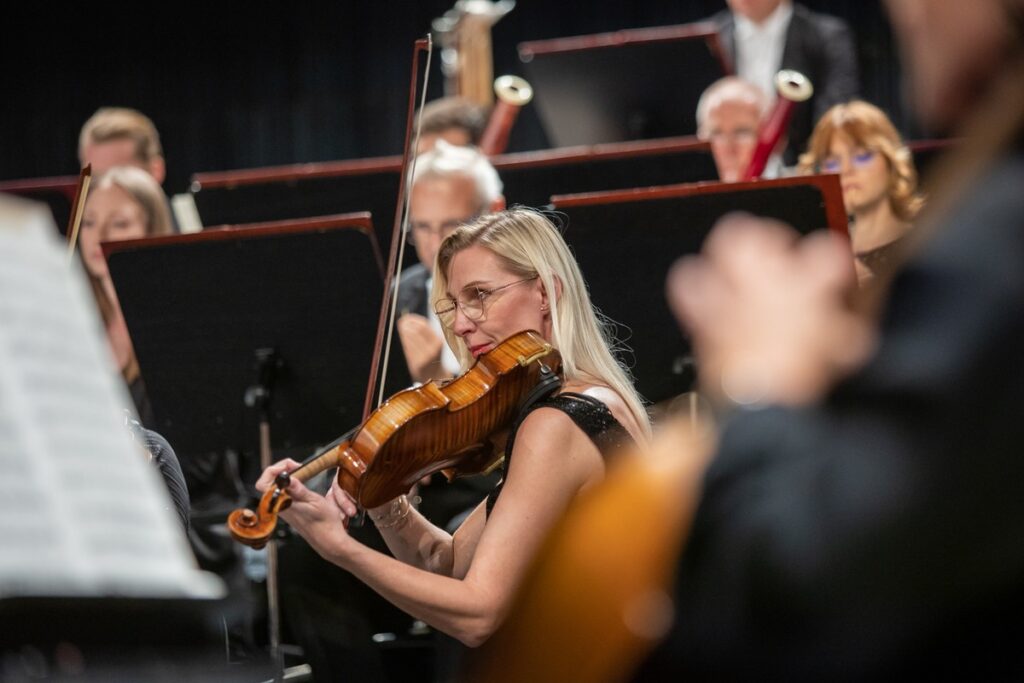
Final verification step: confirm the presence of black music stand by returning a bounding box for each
[104,214,390,460]
[550,174,848,405]
[0,175,77,236]
[0,596,269,682]
[519,23,729,147]
[104,212,392,681]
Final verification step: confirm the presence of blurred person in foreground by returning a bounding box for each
[632,0,1024,678]
[460,1,1024,680]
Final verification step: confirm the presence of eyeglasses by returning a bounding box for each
[703,127,758,145]
[819,149,878,174]
[405,217,477,245]
[434,276,538,327]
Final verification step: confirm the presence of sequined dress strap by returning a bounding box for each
[485,392,632,516]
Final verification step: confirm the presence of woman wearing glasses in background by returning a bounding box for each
[798,100,924,283]
[257,207,651,647]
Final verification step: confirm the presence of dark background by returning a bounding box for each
[2,1,909,196]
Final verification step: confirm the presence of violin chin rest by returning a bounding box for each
[445,441,498,478]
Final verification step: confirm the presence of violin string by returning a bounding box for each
[378,35,434,408]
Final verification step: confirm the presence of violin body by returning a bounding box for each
[228,329,560,548]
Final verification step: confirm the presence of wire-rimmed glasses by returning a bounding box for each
[433,276,538,327]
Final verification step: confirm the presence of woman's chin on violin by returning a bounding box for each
[252,208,651,647]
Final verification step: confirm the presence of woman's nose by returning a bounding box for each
[452,306,476,336]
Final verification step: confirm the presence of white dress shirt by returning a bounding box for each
[733,1,794,105]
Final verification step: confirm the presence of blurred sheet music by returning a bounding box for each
[0,194,223,600]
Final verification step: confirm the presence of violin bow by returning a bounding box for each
[363,35,433,420]
[65,164,92,262]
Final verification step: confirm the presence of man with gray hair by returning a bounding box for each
[396,140,505,384]
[696,76,786,181]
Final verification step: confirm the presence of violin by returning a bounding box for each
[228,329,561,549]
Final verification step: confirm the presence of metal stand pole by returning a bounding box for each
[245,349,285,682]
[258,418,284,682]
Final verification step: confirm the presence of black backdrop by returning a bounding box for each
[2,1,908,196]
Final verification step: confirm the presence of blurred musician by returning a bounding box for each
[632,0,1024,678]
[798,100,924,283]
[124,412,191,531]
[696,76,785,181]
[78,107,179,233]
[79,166,174,426]
[397,140,504,387]
[79,107,168,183]
[414,96,490,154]
[73,168,191,533]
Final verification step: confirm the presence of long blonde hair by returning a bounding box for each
[433,208,652,437]
[798,100,924,221]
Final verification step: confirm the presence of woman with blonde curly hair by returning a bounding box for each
[798,100,924,281]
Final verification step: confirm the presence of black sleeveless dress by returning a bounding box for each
[485,392,634,516]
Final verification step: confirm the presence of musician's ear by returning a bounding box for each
[148,155,166,185]
[540,274,563,311]
[490,195,506,212]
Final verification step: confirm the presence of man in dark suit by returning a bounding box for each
[710,0,859,163]
[395,141,505,386]
[632,0,1024,678]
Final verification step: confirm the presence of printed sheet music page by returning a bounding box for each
[0,194,223,599]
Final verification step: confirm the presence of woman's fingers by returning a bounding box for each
[328,484,360,519]
[255,458,303,493]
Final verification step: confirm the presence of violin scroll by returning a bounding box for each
[227,487,294,549]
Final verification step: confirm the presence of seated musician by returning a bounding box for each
[257,207,651,647]
[79,166,174,427]
[697,76,786,181]
[78,106,180,233]
[397,140,505,386]
[414,96,490,154]
[797,99,924,282]
[79,107,168,184]
[77,166,189,530]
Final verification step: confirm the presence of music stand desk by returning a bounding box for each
[0,174,78,236]
[103,212,386,462]
[519,22,729,146]
[187,137,716,230]
[550,174,848,404]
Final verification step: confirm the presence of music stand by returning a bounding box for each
[550,174,848,405]
[519,23,729,147]
[104,212,389,680]
[0,174,78,236]
[187,139,718,237]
